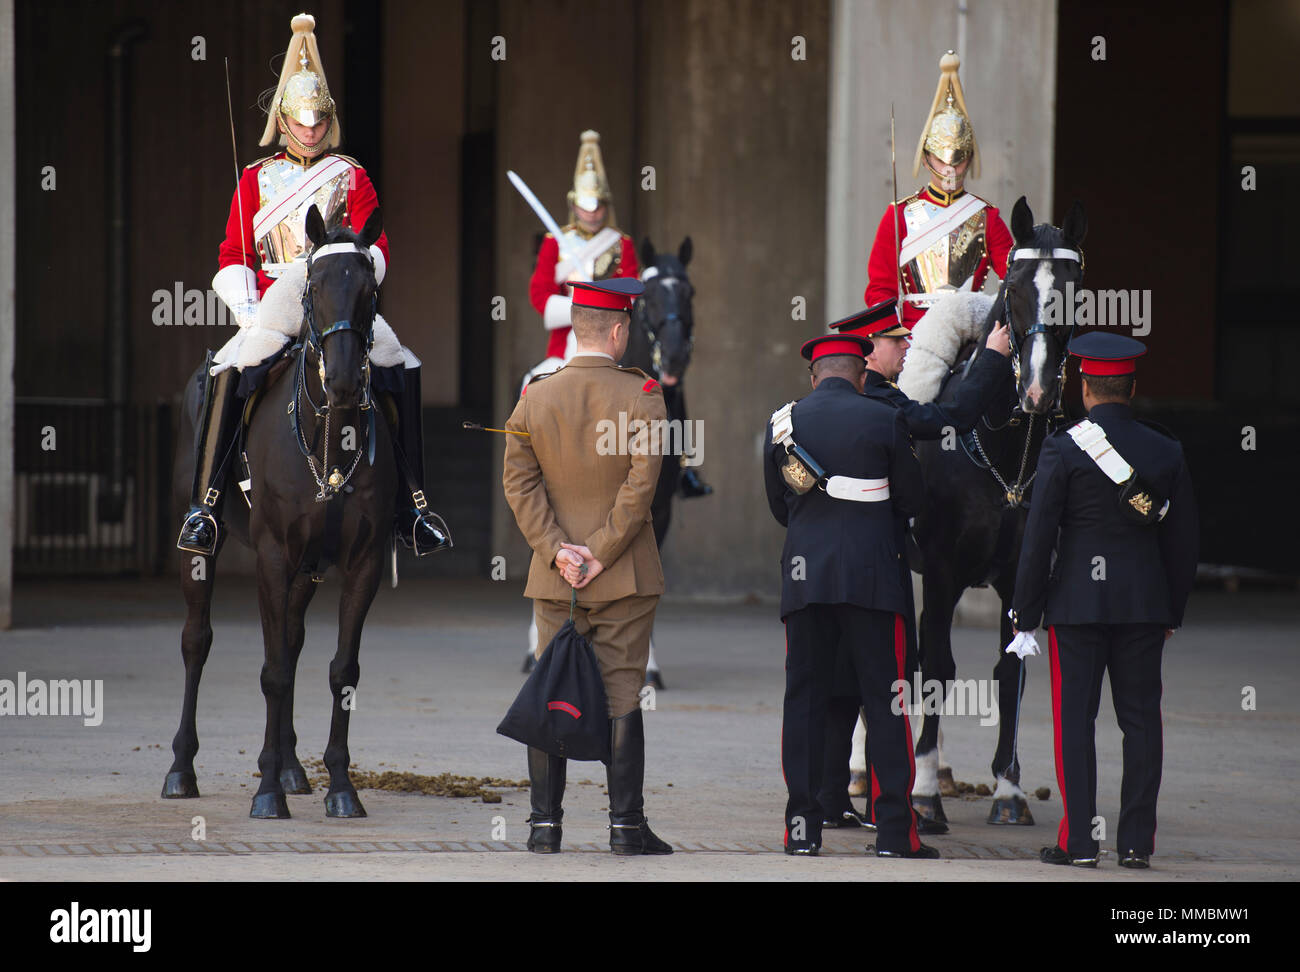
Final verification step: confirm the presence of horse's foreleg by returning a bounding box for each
[988,601,1035,825]
[278,573,319,794]
[162,550,219,798]
[251,545,294,819]
[912,574,958,823]
[322,555,383,818]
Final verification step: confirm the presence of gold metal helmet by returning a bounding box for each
[912,51,979,179]
[567,130,617,227]
[260,13,340,153]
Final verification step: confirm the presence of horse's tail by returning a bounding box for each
[897,292,995,403]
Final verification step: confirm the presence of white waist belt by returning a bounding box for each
[825,476,890,502]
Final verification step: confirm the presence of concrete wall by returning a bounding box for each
[489,0,639,585]
[827,0,1058,320]
[381,0,464,405]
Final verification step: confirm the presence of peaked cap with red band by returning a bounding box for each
[801,333,874,362]
[569,277,644,312]
[829,298,910,339]
[1068,332,1147,376]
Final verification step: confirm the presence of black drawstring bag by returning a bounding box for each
[497,595,611,762]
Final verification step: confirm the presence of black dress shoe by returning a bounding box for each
[822,808,869,829]
[784,842,820,856]
[1040,845,1098,868]
[876,843,940,859]
[1119,850,1150,869]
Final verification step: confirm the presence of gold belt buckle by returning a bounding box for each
[203,487,220,507]
[412,490,428,510]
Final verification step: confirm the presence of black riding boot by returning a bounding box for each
[390,365,453,556]
[607,709,673,855]
[666,386,711,498]
[526,746,566,853]
[177,353,242,556]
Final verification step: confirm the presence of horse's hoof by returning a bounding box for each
[325,790,367,818]
[937,767,958,798]
[847,770,870,798]
[912,794,948,824]
[987,795,1035,825]
[521,653,536,674]
[645,669,665,691]
[161,771,200,799]
[280,766,313,794]
[250,792,291,819]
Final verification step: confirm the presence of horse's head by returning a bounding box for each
[634,236,695,386]
[1001,196,1087,414]
[302,203,382,409]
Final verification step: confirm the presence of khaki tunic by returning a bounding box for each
[502,355,667,715]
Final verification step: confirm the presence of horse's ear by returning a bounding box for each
[359,207,383,248]
[678,236,693,267]
[640,236,655,270]
[305,204,326,248]
[1062,200,1088,247]
[1010,196,1033,244]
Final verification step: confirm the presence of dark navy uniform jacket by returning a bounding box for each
[863,349,1010,439]
[1011,402,1198,630]
[764,376,925,620]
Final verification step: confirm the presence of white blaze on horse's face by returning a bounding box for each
[1020,260,1056,413]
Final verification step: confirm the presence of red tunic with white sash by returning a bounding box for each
[865,185,1013,328]
[218,151,390,296]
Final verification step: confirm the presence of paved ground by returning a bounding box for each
[1,576,1297,881]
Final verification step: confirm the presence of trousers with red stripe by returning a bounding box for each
[1049,623,1165,858]
[783,604,920,853]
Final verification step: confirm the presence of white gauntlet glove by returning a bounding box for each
[212,264,261,329]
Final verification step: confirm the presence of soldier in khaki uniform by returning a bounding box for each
[502,277,673,856]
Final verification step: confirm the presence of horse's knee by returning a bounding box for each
[260,665,291,698]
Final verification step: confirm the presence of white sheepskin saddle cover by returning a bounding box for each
[210,261,411,374]
[897,292,995,403]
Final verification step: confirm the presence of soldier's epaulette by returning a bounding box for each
[895,190,920,207]
[616,364,652,383]
[521,371,556,396]
[331,153,362,168]
[247,155,277,169]
[1136,418,1178,440]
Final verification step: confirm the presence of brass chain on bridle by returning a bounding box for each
[968,246,1083,508]
[290,244,377,502]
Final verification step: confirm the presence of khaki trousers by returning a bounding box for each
[533,595,659,718]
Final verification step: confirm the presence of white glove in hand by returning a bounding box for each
[1004,630,1041,659]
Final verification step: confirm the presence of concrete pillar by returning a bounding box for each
[0,0,12,627]
[827,0,1057,319]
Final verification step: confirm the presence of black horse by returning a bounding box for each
[622,236,699,546]
[910,197,1087,826]
[162,205,396,819]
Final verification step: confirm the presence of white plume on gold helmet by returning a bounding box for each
[912,50,979,180]
[260,13,340,155]
[567,130,617,227]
